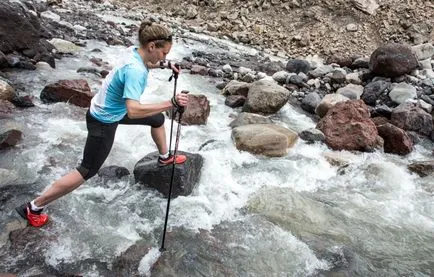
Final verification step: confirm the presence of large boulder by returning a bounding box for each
[232,124,298,157]
[316,100,382,152]
[133,151,203,198]
[40,79,94,107]
[376,123,413,155]
[390,102,433,136]
[369,43,419,77]
[242,79,290,115]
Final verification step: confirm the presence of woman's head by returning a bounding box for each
[138,21,172,47]
[138,21,172,63]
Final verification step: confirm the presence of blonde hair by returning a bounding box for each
[138,21,172,48]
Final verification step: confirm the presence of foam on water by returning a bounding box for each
[138,247,161,276]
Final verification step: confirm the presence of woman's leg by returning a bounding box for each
[33,170,84,207]
[34,111,118,207]
[151,124,167,155]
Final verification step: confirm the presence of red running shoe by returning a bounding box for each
[15,203,49,227]
[158,154,187,166]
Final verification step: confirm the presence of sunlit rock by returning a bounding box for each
[232,123,298,157]
[229,112,272,128]
[0,79,15,101]
[315,93,349,118]
[242,79,290,115]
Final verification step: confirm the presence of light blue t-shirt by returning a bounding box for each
[90,47,148,123]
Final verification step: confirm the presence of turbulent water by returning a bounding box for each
[0,18,433,277]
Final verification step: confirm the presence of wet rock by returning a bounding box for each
[377,123,413,155]
[11,95,35,108]
[369,43,419,77]
[242,79,290,115]
[390,102,433,136]
[299,128,325,143]
[40,79,94,107]
[98,165,130,181]
[133,151,203,198]
[229,112,273,128]
[0,128,22,149]
[316,100,382,152]
[407,160,434,177]
[232,123,298,157]
[112,240,153,276]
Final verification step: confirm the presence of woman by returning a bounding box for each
[16,21,189,227]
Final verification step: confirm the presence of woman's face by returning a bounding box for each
[148,42,172,64]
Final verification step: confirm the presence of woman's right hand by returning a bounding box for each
[175,93,188,107]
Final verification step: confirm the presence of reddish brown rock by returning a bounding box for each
[40,79,94,108]
[377,123,413,155]
[170,93,210,125]
[316,100,382,152]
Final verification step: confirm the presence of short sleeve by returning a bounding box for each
[123,65,148,101]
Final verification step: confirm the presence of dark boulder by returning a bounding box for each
[133,151,203,198]
[369,43,419,77]
[0,0,53,57]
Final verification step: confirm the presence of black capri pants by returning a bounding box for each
[76,110,165,180]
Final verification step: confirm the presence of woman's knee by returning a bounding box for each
[76,165,99,180]
[152,113,165,128]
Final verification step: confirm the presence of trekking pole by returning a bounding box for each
[160,65,185,252]
[167,63,180,155]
